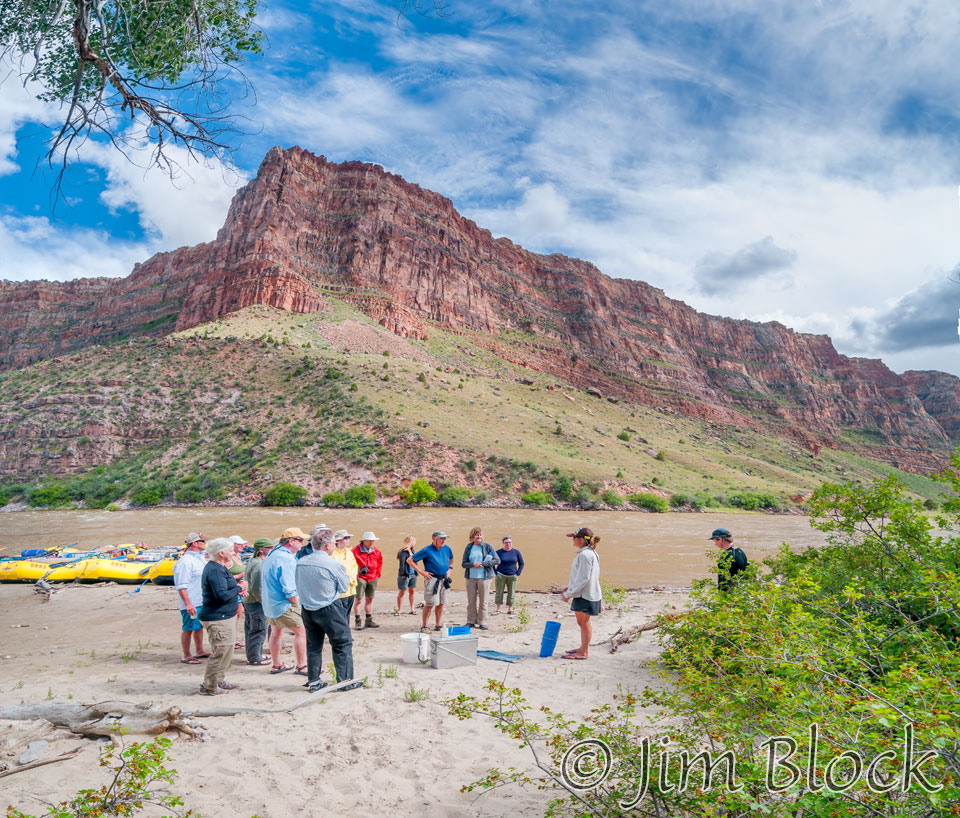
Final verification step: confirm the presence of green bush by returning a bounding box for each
[616,430,630,441]
[437,486,471,507]
[629,492,669,512]
[728,491,780,511]
[27,481,73,509]
[668,492,689,508]
[402,478,437,504]
[345,484,376,508]
[131,486,165,507]
[600,489,624,507]
[521,490,554,507]
[322,491,346,507]
[655,450,666,461]
[690,491,721,510]
[263,481,308,507]
[550,474,574,501]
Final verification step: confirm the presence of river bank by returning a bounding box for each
[0,582,689,817]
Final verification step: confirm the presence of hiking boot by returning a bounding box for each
[218,681,239,690]
[338,680,365,691]
[364,615,380,629]
[354,615,362,629]
[198,685,225,696]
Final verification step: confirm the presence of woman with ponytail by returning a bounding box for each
[560,527,602,660]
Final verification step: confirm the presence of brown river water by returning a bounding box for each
[0,508,828,588]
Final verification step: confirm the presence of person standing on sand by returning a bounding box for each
[408,531,454,632]
[461,526,499,630]
[227,535,248,651]
[710,528,748,592]
[174,533,209,664]
[494,535,524,616]
[243,538,273,665]
[261,527,309,676]
[396,535,418,616]
[197,537,247,695]
[296,528,363,692]
[559,527,602,660]
[353,531,383,630]
[331,530,359,622]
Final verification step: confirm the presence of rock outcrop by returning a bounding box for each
[1,146,958,473]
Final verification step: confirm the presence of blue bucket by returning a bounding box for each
[540,620,561,657]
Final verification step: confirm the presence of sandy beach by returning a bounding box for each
[0,583,687,817]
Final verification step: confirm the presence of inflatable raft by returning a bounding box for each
[0,544,179,584]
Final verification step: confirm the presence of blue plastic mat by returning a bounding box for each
[477,650,526,663]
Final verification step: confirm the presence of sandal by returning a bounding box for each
[293,666,309,676]
[393,611,401,617]
[247,659,270,666]
[180,656,201,665]
[269,664,293,674]
[433,625,442,631]
[193,651,211,659]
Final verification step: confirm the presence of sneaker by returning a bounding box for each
[478,624,489,630]
[218,681,239,690]
[198,685,225,696]
[307,680,329,692]
[338,680,365,691]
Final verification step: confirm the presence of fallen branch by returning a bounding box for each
[190,677,361,716]
[593,617,671,653]
[0,747,82,780]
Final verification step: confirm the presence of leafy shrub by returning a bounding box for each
[550,474,574,501]
[655,450,666,461]
[616,430,630,441]
[668,492,689,508]
[728,491,780,511]
[131,485,165,507]
[521,490,554,507]
[322,491,346,507]
[629,492,669,512]
[402,478,437,504]
[345,483,376,508]
[437,486,471,507]
[263,481,308,507]
[600,489,624,507]
[690,491,721,510]
[27,481,73,509]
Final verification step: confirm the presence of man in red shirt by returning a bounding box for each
[352,531,383,629]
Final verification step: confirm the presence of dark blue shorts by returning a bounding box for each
[570,598,601,616]
[397,574,417,590]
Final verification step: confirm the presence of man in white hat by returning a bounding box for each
[352,531,383,629]
[173,533,209,663]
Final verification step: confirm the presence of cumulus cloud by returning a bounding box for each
[848,273,960,353]
[692,236,797,296]
[0,213,149,281]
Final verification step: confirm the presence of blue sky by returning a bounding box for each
[1,0,959,375]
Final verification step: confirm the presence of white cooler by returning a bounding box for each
[430,634,478,669]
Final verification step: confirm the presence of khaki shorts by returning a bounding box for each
[356,578,378,599]
[423,576,450,607]
[268,605,303,630]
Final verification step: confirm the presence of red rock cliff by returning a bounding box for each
[1,146,957,472]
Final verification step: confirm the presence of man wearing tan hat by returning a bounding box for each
[352,531,383,629]
[174,533,209,663]
[260,527,308,675]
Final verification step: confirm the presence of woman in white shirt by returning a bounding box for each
[560,527,602,659]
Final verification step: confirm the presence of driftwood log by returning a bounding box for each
[0,680,361,739]
[593,617,671,652]
[0,747,82,780]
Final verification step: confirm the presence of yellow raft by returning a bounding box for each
[0,544,178,584]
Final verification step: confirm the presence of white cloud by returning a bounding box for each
[0,213,149,281]
[0,69,55,176]
[86,140,245,248]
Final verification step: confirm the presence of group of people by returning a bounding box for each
[173,521,748,691]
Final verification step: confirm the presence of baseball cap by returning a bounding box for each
[281,527,308,541]
[228,535,249,546]
[432,530,448,539]
[185,532,204,544]
[709,528,732,539]
[252,537,274,554]
[566,527,594,540]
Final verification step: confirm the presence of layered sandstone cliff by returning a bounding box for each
[1,146,957,472]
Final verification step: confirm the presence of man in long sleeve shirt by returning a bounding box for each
[242,538,272,665]
[296,528,362,691]
[261,527,308,674]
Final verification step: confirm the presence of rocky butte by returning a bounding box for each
[1,146,957,473]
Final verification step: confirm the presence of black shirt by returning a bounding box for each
[718,546,748,592]
[199,562,240,620]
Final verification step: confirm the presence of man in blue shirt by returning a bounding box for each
[407,531,454,632]
[261,527,308,675]
[296,528,363,692]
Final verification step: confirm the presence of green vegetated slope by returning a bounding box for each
[0,301,950,510]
